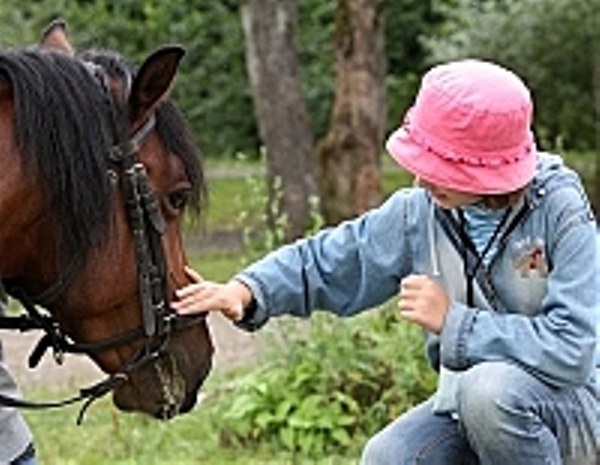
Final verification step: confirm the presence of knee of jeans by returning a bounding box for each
[457,362,525,429]
[361,434,388,465]
[360,432,403,465]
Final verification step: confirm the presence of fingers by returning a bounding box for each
[398,274,431,309]
[175,281,205,300]
[397,274,448,334]
[172,281,219,314]
[400,274,431,291]
[171,280,251,323]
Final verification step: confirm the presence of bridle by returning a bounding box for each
[0,59,206,423]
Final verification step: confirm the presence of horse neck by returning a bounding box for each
[0,165,59,288]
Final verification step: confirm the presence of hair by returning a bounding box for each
[0,46,205,264]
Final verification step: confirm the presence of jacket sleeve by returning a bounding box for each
[234,190,415,331]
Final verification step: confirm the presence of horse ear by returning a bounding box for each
[129,46,185,124]
[40,19,75,55]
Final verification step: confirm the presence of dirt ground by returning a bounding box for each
[1,311,266,391]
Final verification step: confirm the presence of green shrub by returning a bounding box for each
[215,303,437,457]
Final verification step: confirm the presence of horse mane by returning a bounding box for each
[0,47,205,264]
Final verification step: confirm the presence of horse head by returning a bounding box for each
[0,20,213,419]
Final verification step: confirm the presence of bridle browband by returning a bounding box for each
[0,59,206,423]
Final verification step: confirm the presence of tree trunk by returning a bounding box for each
[240,0,318,241]
[316,0,386,225]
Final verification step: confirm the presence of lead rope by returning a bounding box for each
[0,371,128,424]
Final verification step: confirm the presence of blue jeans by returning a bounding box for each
[361,362,598,464]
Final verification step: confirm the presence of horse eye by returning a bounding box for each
[167,190,191,211]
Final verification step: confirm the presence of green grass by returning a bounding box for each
[24,400,355,464]
[23,373,354,464]
[201,157,267,231]
[186,249,251,282]
[203,176,263,231]
[199,155,413,232]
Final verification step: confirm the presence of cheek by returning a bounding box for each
[70,234,138,312]
[162,223,188,289]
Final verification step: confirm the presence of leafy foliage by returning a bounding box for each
[216,306,437,457]
[1,0,597,157]
[0,0,252,159]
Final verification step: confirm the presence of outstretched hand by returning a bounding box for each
[171,267,252,322]
[398,274,450,334]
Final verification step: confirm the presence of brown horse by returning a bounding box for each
[0,21,213,420]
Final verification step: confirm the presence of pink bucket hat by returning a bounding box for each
[386,59,536,194]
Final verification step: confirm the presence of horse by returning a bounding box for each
[0,20,213,421]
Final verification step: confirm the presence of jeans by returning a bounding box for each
[360,362,598,465]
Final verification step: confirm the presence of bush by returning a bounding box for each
[215,303,437,457]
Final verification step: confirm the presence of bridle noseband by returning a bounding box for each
[0,60,206,422]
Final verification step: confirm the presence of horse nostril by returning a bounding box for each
[159,402,178,420]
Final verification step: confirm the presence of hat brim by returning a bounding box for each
[386,127,537,194]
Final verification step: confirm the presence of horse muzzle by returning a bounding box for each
[112,345,213,419]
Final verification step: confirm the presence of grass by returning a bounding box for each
[23,374,347,464]
[200,155,413,229]
[23,400,355,464]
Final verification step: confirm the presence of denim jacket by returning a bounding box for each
[235,152,598,408]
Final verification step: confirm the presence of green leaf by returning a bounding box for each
[331,427,352,446]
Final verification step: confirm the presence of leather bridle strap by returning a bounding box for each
[0,312,203,424]
[119,158,169,337]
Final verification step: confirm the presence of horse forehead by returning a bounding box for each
[138,137,188,186]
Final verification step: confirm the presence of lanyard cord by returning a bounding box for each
[457,206,512,307]
[434,201,531,308]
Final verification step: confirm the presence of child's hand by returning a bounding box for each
[170,267,251,322]
[398,274,449,334]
